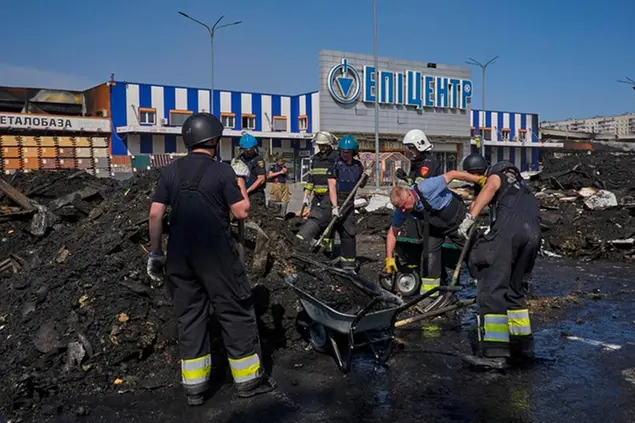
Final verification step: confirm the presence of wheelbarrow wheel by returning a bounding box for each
[395,272,421,297]
[309,322,329,353]
[379,273,394,291]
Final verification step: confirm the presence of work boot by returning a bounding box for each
[462,355,509,370]
[235,375,277,399]
[509,336,535,366]
[187,394,204,406]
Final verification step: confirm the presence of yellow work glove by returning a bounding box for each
[384,257,397,274]
[477,175,487,187]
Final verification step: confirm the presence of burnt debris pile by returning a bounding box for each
[0,170,385,417]
[534,152,635,261]
[0,170,184,415]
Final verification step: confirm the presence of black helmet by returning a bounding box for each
[182,113,224,148]
[462,153,488,173]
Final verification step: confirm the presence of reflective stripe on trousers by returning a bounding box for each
[482,314,510,343]
[181,354,212,387]
[322,238,333,251]
[508,309,532,336]
[228,353,262,384]
[339,256,355,269]
[420,277,440,297]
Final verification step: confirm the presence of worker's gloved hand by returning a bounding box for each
[332,206,340,218]
[384,257,397,274]
[477,175,487,187]
[147,251,166,282]
[231,158,250,179]
[395,168,408,182]
[458,213,476,239]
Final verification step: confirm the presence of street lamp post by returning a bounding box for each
[178,11,242,116]
[466,56,498,156]
[372,0,380,191]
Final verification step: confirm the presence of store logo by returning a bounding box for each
[326,57,473,110]
[327,59,361,104]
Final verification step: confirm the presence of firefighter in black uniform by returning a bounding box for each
[147,113,276,406]
[328,134,367,271]
[296,131,338,251]
[459,160,541,369]
[237,133,267,210]
[397,128,442,184]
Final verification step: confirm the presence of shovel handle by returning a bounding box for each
[312,173,369,252]
[450,223,478,286]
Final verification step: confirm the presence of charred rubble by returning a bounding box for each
[0,170,387,417]
[0,150,633,417]
[533,151,635,261]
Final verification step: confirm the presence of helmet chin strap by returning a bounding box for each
[191,140,218,155]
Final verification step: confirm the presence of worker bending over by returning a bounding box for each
[327,135,367,272]
[237,133,267,210]
[460,160,541,369]
[391,130,443,285]
[296,131,338,251]
[386,170,486,303]
[147,113,275,406]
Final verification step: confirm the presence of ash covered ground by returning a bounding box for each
[534,151,635,261]
[0,150,633,421]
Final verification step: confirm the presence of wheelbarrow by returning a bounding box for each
[379,235,463,297]
[285,273,460,373]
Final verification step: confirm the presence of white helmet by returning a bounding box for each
[403,129,433,152]
[312,131,337,146]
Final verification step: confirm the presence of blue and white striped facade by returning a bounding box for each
[110,81,319,160]
[470,109,541,172]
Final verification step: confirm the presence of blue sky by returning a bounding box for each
[1,0,634,121]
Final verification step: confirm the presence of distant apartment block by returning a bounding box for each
[541,113,635,136]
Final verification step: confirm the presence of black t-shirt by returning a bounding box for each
[152,153,243,225]
[239,153,267,191]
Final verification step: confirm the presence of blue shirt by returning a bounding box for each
[391,176,452,227]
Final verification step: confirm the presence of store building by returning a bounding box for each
[318,49,473,173]
[105,49,547,178]
[108,81,316,178]
[0,86,112,174]
[470,109,541,172]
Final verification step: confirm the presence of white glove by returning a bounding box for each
[147,251,166,283]
[332,206,340,218]
[231,158,250,179]
[458,213,476,239]
[302,193,311,207]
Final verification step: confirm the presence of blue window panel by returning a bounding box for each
[187,88,198,113]
[252,94,262,131]
[140,134,153,154]
[163,87,175,120]
[231,92,242,128]
[139,85,151,108]
[165,135,177,153]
